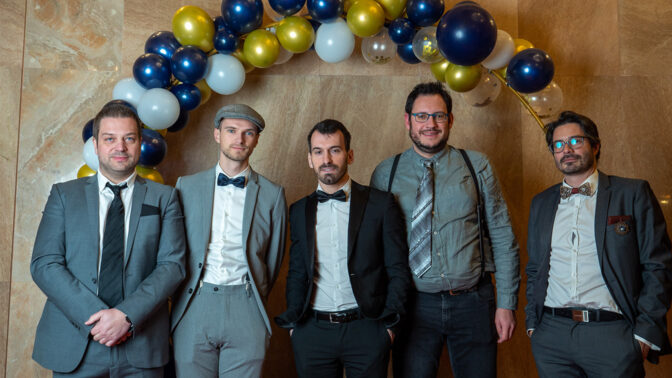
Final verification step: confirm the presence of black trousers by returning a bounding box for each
[290,315,392,378]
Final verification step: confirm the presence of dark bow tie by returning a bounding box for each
[559,183,592,200]
[316,189,346,203]
[218,173,245,188]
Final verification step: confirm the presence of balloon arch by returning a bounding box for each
[77,0,562,183]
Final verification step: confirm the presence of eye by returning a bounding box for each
[244,131,256,137]
[416,113,429,121]
[554,141,563,150]
[569,137,579,146]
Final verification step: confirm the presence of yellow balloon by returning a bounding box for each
[514,38,534,54]
[194,79,212,107]
[444,64,482,92]
[376,0,406,20]
[344,0,358,12]
[172,6,215,52]
[347,0,386,38]
[430,60,451,82]
[233,49,256,73]
[136,166,164,184]
[276,16,315,53]
[243,30,280,68]
[77,164,96,178]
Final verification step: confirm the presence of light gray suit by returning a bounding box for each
[31,175,186,373]
[170,166,287,374]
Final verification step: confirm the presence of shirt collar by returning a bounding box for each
[97,171,136,194]
[561,168,599,197]
[215,164,250,185]
[317,178,352,202]
[409,144,450,165]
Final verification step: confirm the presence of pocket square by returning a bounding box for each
[607,215,632,225]
[140,204,160,216]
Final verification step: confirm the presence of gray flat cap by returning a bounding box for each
[214,104,265,131]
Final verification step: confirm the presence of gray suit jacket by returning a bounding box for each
[170,166,287,334]
[525,171,672,362]
[30,175,186,372]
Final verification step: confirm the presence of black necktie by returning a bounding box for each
[99,182,127,307]
[316,189,346,203]
[218,173,245,188]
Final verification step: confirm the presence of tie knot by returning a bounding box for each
[105,182,127,197]
[316,189,347,203]
[423,160,434,169]
[218,173,246,188]
[560,182,592,200]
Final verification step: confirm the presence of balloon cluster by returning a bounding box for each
[77,0,561,182]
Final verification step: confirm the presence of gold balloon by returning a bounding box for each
[233,49,256,73]
[146,126,167,137]
[347,0,386,38]
[444,64,482,93]
[243,30,280,68]
[77,164,96,178]
[194,79,212,107]
[172,6,215,52]
[344,0,358,12]
[136,166,164,184]
[276,16,315,53]
[430,59,451,82]
[514,38,534,54]
[376,0,406,20]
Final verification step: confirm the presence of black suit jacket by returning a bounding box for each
[525,171,672,362]
[275,181,411,328]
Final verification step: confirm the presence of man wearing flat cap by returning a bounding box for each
[171,104,288,377]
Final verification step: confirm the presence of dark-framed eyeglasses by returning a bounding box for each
[550,135,591,153]
[411,112,449,123]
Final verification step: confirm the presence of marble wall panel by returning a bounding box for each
[619,0,672,76]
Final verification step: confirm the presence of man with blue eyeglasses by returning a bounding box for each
[370,82,520,378]
[525,111,672,377]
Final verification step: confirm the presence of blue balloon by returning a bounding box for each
[221,0,264,35]
[270,0,306,16]
[167,108,190,133]
[213,16,227,32]
[388,18,416,45]
[139,128,168,167]
[133,53,172,89]
[506,48,555,94]
[406,0,444,27]
[145,31,181,60]
[308,19,321,50]
[397,42,421,64]
[307,0,343,22]
[436,4,497,66]
[82,119,93,142]
[171,45,208,84]
[213,27,239,54]
[170,83,201,111]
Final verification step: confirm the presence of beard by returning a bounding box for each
[317,163,347,186]
[556,152,595,176]
[409,128,449,155]
[222,145,251,162]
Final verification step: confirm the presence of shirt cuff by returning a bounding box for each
[526,328,534,338]
[634,334,661,351]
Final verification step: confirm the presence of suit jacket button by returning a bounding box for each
[214,287,218,292]
[188,288,193,294]
[91,278,97,284]
[198,263,203,268]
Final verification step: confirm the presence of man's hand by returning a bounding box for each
[495,308,516,343]
[638,340,650,360]
[86,308,131,347]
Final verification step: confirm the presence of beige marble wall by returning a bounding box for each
[4,0,671,376]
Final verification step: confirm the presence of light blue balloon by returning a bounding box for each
[137,88,180,130]
[112,77,147,108]
[204,54,246,95]
[315,18,355,63]
[82,137,99,172]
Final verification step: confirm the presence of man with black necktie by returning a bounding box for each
[275,119,411,378]
[171,104,287,377]
[31,103,186,376]
[526,111,672,377]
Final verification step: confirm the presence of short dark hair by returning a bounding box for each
[92,103,142,140]
[405,82,453,115]
[544,110,601,161]
[307,119,351,151]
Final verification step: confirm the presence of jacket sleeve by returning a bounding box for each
[525,195,543,331]
[265,187,288,295]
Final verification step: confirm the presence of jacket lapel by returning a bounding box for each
[304,194,318,269]
[594,171,611,266]
[199,166,217,254]
[125,176,146,267]
[347,181,368,260]
[242,170,260,256]
[85,175,100,259]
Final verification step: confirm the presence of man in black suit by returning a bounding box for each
[275,119,411,378]
[526,111,672,377]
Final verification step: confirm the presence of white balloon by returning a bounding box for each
[315,18,355,63]
[112,77,146,108]
[481,30,515,70]
[137,88,180,130]
[82,137,99,171]
[205,54,246,95]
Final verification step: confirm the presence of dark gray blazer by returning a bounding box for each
[31,175,186,372]
[525,171,672,362]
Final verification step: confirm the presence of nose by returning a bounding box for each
[323,151,333,164]
[561,142,574,153]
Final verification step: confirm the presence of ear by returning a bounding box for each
[307,152,313,169]
[92,137,99,156]
[404,113,411,131]
[447,113,454,131]
[593,142,600,157]
[347,149,354,165]
[213,127,220,144]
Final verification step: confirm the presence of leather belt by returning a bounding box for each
[312,308,362,324]
[447,284,479,296]
[544,306,624,322]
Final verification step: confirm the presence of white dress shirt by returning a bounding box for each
[97,172,136,275]
[311,180,358,312]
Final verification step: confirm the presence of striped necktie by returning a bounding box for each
[409,160,433,277]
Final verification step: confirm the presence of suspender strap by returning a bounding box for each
[458,149,487,278]
[387,153,401,192]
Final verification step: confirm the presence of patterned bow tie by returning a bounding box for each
[217,173,245,188]
[316,189,346,203]
[559,183,592,200]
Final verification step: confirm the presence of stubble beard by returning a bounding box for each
[409,128,449,155]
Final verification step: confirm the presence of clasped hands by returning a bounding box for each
[85,308,132,347]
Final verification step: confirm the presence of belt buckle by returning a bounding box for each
[571,310,590,322]
[328,313,342,324]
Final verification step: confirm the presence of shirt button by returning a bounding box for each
[437,253,441,256]
[433,231,438,235]
[440,274,445,278]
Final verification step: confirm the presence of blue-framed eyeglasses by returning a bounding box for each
[411,112,449,123]
[550,136,590,153]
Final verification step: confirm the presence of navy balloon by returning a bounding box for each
[144,31,181,60]
[308,19,321,50]
[270,0,306,16]
[104,99,137,114]
[213,16,227,32]
[221,0,264,35]
[406,0,444,27]
[133,53,172,89]
[167,108,190,133]
[82,119,93,142]
[307,0,343,22]
[436,4,497,66]
[171,45,208,84]
[139,129,167,167]
[397,42,421,64]
[388,18,415,45]
[506,48,555,94]
[170,83,202,111]
[213,27,239,54]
